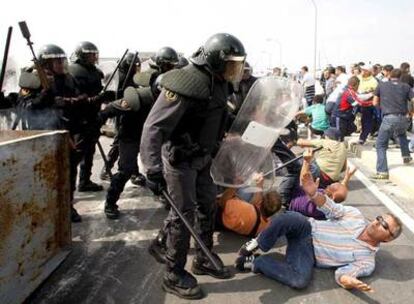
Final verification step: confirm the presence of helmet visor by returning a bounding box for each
[222,60,245,82]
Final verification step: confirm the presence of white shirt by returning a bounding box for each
[301,72,315,87]
[336,73,349,86]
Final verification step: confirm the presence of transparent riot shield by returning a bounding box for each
[98,60,119,91]
[211,76,302,188]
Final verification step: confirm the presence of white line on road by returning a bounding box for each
[350,160,414,234]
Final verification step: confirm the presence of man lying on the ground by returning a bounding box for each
[235,148,403,292]
[288,151,357,220]
[217,173,282,237]
[297,127,347,188]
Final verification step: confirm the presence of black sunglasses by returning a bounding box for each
[376,215,394,238]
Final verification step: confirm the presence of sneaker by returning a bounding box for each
[71,206,82,223]
[234,254,259,272]
[191,252,232,279]
[78,181,103,192]
[238,238,259,257]
[358,139,365,145]
[148,233,167,264]
[403,157,412,165]
[104,203,120,219]
[130,173,146,187]
[162,269,203,300]
[370,172,389,180]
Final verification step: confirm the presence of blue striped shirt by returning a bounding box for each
[309,196,378,286]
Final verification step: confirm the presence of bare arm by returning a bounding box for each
[300,148,313,182]
[300,148,328,208]
[297,138,317,148]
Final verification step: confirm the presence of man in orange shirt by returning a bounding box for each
[217,173,282,237]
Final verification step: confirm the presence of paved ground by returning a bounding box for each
[26,136,414,304]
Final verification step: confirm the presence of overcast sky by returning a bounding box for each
[2,0,414,73]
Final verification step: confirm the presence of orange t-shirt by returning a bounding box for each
[221,197,270,236]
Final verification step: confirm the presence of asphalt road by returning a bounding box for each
[26,137,414,304]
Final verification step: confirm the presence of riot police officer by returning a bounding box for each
[68,41,106,192]
[18,43,88,222]
[17,44,70,130]
[130,47,179,191]
[117,51,141,98]
[133,46,178,88]
[99,86,154,219]
[100,52,142,181]
[140,33,246,299]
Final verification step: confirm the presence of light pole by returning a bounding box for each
[310,0,318,77]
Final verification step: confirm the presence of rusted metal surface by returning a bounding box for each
[0,130,71,304]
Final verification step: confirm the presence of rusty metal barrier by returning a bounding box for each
[0,130,71,304]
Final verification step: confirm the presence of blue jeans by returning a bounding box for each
[376,114,411,173]
[253,211,315,289]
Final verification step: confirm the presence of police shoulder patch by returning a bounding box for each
[165,90,178,102]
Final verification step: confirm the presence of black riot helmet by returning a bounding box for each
[37,44,67,74]
[192,33,246,82]
[176,56,189,69]
[152,47,179,73]
[38,44,67,65]
[72,41,99,65]
[120,52,141,72]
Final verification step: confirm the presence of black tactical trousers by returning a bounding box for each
[163,155,217,271]
[78,125,100,185]
[106,140,139,205]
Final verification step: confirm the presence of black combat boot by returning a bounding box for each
[148,231,167,264]
[130,173,146,186]
[163,269,203,299]
[104,202,120,219]
[71,206,82,223]
[191,252,232,279]
[78,180,104,192]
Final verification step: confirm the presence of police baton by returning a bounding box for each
[263,146,323,176]
[102,49,129,93]
[95,49,129,178]
[120,51,138,92]
[0,26,12,91]
[161,190,223,272]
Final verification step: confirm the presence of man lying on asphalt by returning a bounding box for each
[235,148,403,292]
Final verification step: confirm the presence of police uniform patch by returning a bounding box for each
[165,90,178,102]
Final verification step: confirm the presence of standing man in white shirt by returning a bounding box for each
[301,66,316,107]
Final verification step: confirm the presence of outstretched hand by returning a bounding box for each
[339,275,374,293]
[303,148,314,163]
[301,172,319,197]
[345,165,357,178]
[252,172,264,186]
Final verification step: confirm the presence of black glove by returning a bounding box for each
[146,171,166,196]
[88,90,116,105]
